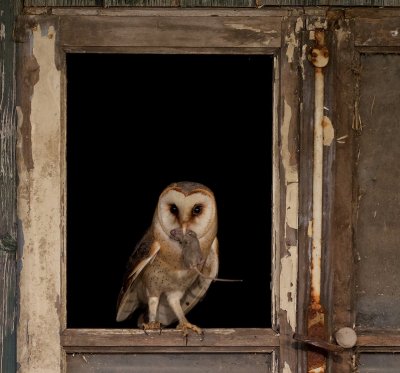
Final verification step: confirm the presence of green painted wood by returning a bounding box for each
[0,0,20,372]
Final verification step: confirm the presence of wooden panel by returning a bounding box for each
[358,330,400,352]
[276,15,302,372]
[62,329,279,353]
[58,15,281,50]
[0,0,20,372]
[67,353,272,373]
[327,16,357,373]
[355,54,400,330]
[359,353,400,372]
[355,17,400,47]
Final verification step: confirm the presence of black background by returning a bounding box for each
[67,54,273,328]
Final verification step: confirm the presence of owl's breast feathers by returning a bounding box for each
[116,226,218,324]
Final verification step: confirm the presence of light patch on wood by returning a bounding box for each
[283,361,293,373]
[295,17,303,33]
[322,116,334,146]
[0,23,5,40]
[224,23,276,46]
[309,368,325,373]
[308,220,313,238]
[285,17,302,64]
[17,24,62,373]
[307,18,328,31]
[281,100,298,183]
[300,44,308,80]
[286,182,298,230]
[285,31,298,64]
[280,246,297,329]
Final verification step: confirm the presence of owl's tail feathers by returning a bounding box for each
[116,288,139,322]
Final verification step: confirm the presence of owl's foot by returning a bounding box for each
[143,321,162,335]
[176,321,203,337]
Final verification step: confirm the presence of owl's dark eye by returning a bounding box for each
[169,204,179,216]
[192,205,202,216]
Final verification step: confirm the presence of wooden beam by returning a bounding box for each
[357,330,400,352]
[0,1,21,372]
[62,328,279,353]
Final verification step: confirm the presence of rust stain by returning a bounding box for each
[307,28,329,373]
[307,306,327,371]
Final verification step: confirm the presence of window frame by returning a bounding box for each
[16,8,303,372]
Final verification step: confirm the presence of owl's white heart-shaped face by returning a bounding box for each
[156,181,217,240]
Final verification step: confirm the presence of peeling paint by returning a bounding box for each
[282,100,298,183]
[295,17,303,33]
[390,29,399,37]
[224,23,276,46]
[283,361,293,373]
[307,18,328,31]
[322,116,334,146]
[307,220,313,238]
[300,44,308,80]
[17,23,63,373]
[0,23,5,40]
[285,31,298,64]
[286,183,298,230]
[285,17,303,64]
[225,23,277,35]
[280,246,297,329]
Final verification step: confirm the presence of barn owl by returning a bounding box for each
[116,181,218,335]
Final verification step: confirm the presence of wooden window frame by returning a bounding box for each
[16,8,305,372]
[13,6,400,373]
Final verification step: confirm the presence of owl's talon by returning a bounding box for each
[143,321,162,334]
[177,321,203,336]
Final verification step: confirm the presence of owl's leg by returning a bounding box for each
[143,296,161,331]
[166,291,203,336]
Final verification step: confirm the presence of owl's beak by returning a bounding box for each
[181,223,187,235]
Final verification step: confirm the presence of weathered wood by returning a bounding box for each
[67,353,273,373]
[277,14,303,372]
[354,17,400,47]
[62,329,279,353]
[16,17,65,373]
[296,25,316,373]
[0,0,20,372]
[27,7,290,16]
[24,0,100,5]
[22,0,400,6]
[328,14,357,373]
[355,54,400,330]
[359,353,400,372]
[58,15,281,50]
[357,330,400,352]
[104,0,178,6]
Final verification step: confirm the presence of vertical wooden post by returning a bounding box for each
[0,1,21,372]
[308,29,329,373]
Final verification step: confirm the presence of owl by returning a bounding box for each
[116,181,218,335]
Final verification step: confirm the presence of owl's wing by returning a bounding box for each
[157,237,219,326]
[116,229,161,322]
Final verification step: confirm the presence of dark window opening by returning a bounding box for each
[67,54,273,329]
